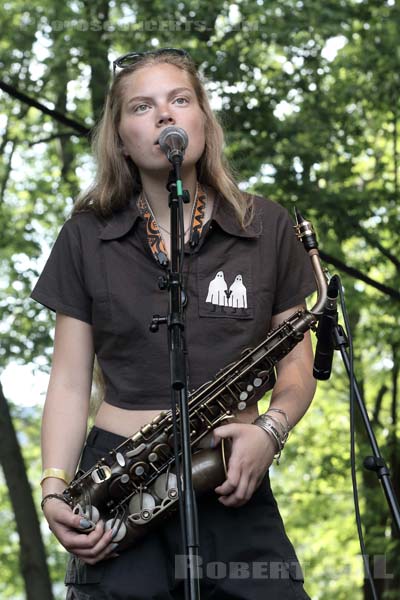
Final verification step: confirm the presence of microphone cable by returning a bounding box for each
[337,275,378,600]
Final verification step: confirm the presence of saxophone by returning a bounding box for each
[63,210,328,551]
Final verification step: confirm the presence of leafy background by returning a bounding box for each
[0,1,399,598]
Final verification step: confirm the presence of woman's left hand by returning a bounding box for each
[212,423,276,507]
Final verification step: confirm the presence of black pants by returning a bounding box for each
[65,426,311,600]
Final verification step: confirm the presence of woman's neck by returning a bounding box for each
[140,168,198,228]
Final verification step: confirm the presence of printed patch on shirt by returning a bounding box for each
[198,259,253,319]
[227,274,247,309]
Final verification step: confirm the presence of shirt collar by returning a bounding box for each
[211,193,261,238]
[98,196,141,240]
[98,191,262,241]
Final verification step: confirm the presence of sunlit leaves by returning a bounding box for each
[0,0,399,598]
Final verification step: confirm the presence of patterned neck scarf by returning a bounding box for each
[137,183,207,267]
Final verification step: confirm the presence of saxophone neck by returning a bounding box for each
[294,208,328,317]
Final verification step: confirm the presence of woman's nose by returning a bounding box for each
[156,107,175,126]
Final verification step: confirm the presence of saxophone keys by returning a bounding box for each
[105,518,127,542]
[151,443,171,461]
[91,465,112,484]
[236,389,249,410]
[109,474,131,499]
[151,472,178,500]
[128,492,156,515]
[116,452,126,467]
[73,503,100,525]
[126,443,146,458]
[129,461,149,478]
[140,424,153,435]
[253,370,269,387]
[151,411,168,425]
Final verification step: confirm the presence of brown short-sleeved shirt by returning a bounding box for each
[31,193,316,410]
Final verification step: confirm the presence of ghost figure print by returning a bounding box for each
[205,271,229,310]
[228,274,247,310]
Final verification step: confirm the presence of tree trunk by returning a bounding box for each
[0,381,53,600]
[82,0,111,122]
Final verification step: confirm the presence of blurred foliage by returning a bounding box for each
[0,0,399,598]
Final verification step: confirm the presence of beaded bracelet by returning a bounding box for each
[41,493,70,511]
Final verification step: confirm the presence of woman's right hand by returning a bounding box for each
[43,498,117,564]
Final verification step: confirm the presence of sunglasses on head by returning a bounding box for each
[112,48,190,76]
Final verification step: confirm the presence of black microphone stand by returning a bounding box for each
[317,280,400,598]
[150,153,201,600]
[332,322,400,531]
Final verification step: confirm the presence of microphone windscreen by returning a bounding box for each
[159,126,188,155]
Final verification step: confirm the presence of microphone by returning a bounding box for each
[158,126,188,164]
[313,275,339,380]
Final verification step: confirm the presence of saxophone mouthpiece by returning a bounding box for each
[293,207,318,252]
[294,207,304,225]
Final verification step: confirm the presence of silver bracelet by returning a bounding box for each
[253,411,290,464]
[266,407,291,431]
[264,413,287,439]
[253,416,281,451]
[265,408,290,442]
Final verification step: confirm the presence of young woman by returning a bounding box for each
[32,48,316,599]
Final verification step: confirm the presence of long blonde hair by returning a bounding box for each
[74,50,252,227]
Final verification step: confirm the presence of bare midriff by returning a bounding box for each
[94,401,260,439]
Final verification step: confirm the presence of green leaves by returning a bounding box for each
[0,0,399,598]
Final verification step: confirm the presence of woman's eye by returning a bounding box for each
[134,104,150,113]
[174,97,189,105]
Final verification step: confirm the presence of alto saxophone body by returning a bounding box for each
[63,210,328,551]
